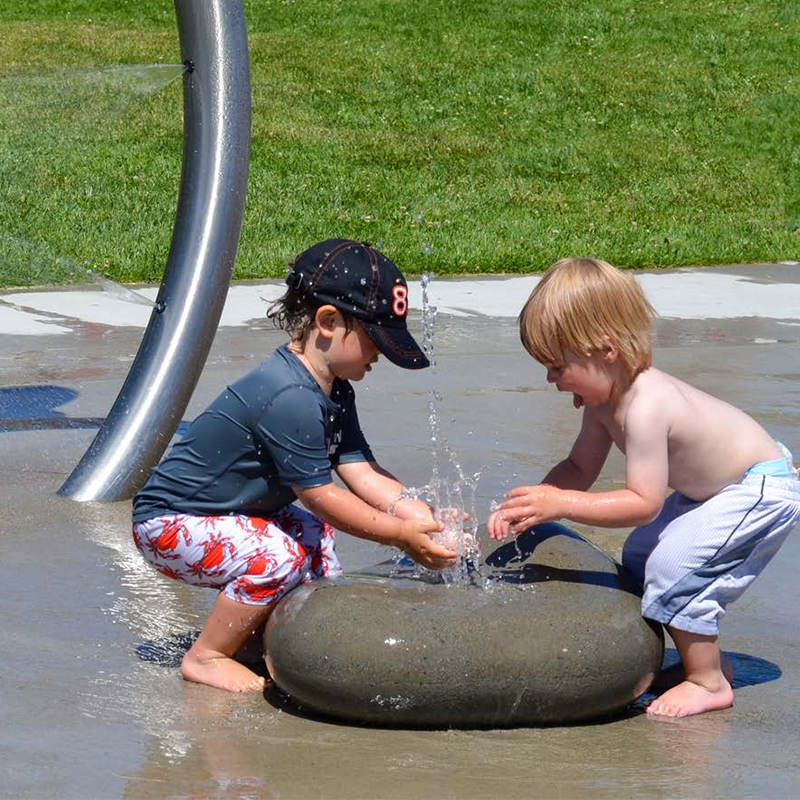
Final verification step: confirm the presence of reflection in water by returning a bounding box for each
[0,384,191,433]
[0,384,78,419]
[77,500,210,767]
[0,384,105,431]
[75,497,287,798]
[121,685,274,800]
[82,502,200,643]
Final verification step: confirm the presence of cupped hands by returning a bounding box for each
[487,484,564,540]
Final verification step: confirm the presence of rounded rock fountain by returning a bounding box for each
[265,522,663,727]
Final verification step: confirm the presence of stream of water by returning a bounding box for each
[390,270,486,586]
[0,233,155,307]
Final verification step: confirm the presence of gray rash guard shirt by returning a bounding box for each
[132,344,374,522]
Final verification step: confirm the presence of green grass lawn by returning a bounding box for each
[0,0,797,286]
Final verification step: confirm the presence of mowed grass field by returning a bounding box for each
[0,0,797,286]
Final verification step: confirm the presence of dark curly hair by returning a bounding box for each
[267,283,353,342]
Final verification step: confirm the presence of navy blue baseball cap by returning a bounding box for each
[286,239,430,370]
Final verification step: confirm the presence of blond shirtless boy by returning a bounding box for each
[488,257,800,718]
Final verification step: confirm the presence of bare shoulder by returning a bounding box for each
[624,368,682,417]
[633,367,679,392]
[636,367,740,415]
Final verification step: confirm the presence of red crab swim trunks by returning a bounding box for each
[132,505,342,605]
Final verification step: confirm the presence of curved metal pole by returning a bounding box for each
[59,0,251,501]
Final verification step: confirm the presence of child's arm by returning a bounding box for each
[541,408,614,491]
[488,408,612,539]
[334,461,434,521]
[492,400,668,537]
[292,481,456,570]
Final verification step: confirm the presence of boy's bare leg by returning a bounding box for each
[234,621,268,667]
[651,652,734,691]
[182,593,273,692]
[646,627,733,718]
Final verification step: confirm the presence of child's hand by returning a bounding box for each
[494,484,564,537]
[487,509,512,540]
[397,519,457,570]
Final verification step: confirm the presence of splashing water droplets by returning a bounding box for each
[411,272,483,585]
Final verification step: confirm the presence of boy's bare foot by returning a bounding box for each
[651,654,735,692]
[182,649,267,693]
[181,593,274,692]
[646,676,733,718]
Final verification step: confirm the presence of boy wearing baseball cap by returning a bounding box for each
[132,239,455,693]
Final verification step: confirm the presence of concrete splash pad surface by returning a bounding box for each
[1,265,800,798]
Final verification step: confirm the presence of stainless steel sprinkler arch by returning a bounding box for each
[59,0,251,501]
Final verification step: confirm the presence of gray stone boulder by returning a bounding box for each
[264,522,663,726]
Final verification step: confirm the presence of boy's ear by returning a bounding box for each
[600,336,619,362]
[314,305,340,339]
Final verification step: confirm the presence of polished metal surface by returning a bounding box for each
[59,0,251,501]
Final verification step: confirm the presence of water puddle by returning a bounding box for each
[0,384,192,434]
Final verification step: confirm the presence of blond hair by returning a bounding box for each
[519,258,655,379]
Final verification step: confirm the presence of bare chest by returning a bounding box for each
[597,406,627,453]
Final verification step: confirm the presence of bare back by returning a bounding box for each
[599,368,781,502]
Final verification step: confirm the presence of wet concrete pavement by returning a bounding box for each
[1,264,800,798]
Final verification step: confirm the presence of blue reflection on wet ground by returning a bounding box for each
[0,385,103,431]
[0,384,190,434]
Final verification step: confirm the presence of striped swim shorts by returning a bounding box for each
[132,505,342,606]
[621,473,800,636]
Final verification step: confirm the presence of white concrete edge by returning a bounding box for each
[1,264,799,335]
[0,302,72,335]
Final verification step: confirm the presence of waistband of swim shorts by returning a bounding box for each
[744,457,794,479]
[744,440,798,480]
[740,473,800,503]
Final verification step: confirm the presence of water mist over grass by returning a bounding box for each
[0,63,185,288]
[0,233,155,304]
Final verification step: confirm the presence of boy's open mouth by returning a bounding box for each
[573,393,584,409]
